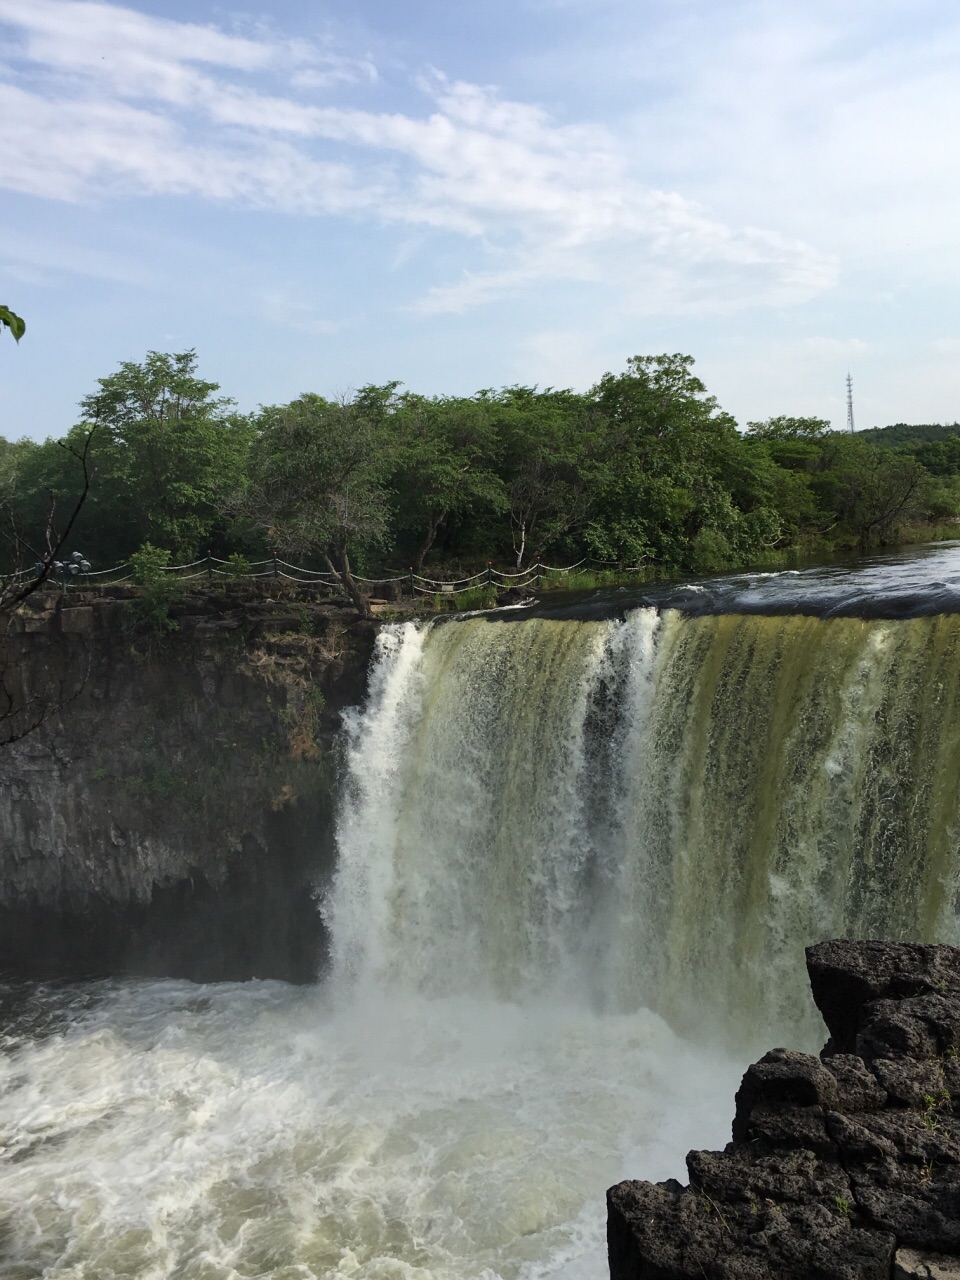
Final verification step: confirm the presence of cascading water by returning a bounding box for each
[4,580,960,1280]
[329,608,960,1047]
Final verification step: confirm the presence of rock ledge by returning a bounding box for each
[608,940,960,1280]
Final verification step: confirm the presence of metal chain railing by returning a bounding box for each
[5,551,646,599]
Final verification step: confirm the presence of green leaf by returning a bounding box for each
[0,305,25,342]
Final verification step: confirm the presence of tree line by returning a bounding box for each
[3,349,959,600]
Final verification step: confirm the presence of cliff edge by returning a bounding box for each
[608,939,960,1280]
[0,583,377,982]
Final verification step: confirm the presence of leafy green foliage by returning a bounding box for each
[223,552,251,579]
[428,584,499,612]
[6,347,960,597]
[0,306,25,342]
[389,392,506,568]
[915,435,960,476]
[493,386,601,567]
[860,422,960,448]
[0,436,37,492]
[5,351,253,569]
[746,416,831,441]
[127,542,181,641]
[811,435,929,548]
[80,350,251,559]
[240,391,398,617]
[586,355,783,571]
[130,542,172,585]
[243,393,393,558]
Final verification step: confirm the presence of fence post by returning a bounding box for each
[535,552,542,591]
[272,552,279,579]
[487,561,493,587]
[409,567,415,598]
[206,551,213,583]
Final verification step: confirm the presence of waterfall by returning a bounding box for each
[328,608,960,1048]
[11,586,960,1280]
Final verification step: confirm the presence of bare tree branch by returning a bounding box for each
[0,420,98,615]
[0,420,98,747]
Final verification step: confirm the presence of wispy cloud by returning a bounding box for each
[0,0,835,316]
[258,290,344,337]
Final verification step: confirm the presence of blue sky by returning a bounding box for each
[2,0,959,440]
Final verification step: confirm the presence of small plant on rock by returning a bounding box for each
[921,1089,950,1131]
[127,542,183,643]
[225,552,251,579]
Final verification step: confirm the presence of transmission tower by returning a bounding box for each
[846,373,855,433]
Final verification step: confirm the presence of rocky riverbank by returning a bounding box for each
[0,583,378,982]
[608,939,960,1279]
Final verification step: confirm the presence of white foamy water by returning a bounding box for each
[0,979,743,1279]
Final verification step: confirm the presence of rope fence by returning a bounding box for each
[5,551,648,601]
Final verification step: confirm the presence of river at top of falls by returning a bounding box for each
[518,539,960,622]
[4,546,960,1279]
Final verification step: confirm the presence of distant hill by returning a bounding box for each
[860,422,960,448]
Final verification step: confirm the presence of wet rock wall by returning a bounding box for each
[0,585,377,982]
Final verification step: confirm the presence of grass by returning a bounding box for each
[540,568,631,592]
[893,520,960,546]
[429,584,499,612]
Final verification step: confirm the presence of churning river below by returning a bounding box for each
[6,543,960,1279]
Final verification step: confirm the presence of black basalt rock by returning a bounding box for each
[808,939,960,1056]
[607,941,960,1280]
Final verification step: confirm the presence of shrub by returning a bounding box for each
[130,542,173,586]
[127,542,182,642]
[224,552,251,579]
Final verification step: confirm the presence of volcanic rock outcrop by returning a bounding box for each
[608,940,960,1280]
[0,584,377,982]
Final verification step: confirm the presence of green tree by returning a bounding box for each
[814,435,929,548]
[241,392,395,617]
[742,417,833,539]
[77,350,251,560]
[915,434,960,477]
[1,430,97,580]
[745,416,831,442]
[389,393,506,569]
[1,425,96,746]
[0,436,38,498]
[589,355,782,570]
[488,386,599,567]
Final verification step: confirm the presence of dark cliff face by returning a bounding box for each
[607,940,960,1280]
[0,586,378,983]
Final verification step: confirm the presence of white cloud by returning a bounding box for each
[594,0,960,265]
[0,0,836,317]
[0,83,373,213]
